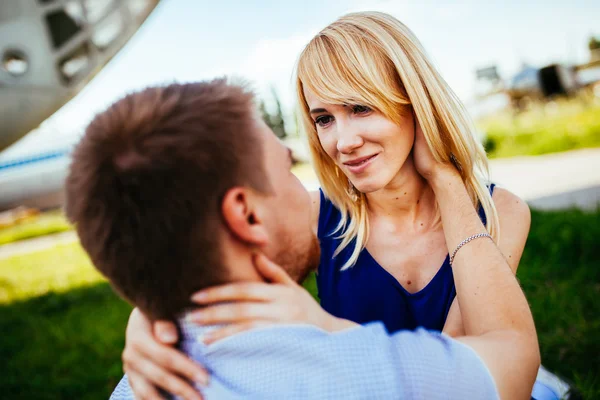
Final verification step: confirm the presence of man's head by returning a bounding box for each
[66,79,319,321]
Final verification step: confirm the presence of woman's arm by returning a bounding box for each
[428,169,539,400]
[413,121,539,399]
[442,188,531,337]
[122,308,207,400]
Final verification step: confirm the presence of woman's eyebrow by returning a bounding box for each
[309,108,327,114]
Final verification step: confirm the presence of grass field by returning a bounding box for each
[1,208,599,399]
[477,97,600,159]
[0,210,72,246]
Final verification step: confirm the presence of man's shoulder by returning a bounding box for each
[203,322,390,350]
[198,323,381,357]
[110,324,499,400]
[109,375,133,400]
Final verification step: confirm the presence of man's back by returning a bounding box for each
[111,320,498,399]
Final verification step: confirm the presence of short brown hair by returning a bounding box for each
[66,79,270,320]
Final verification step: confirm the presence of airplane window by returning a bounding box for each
[2,50,29,77]
[84,0,115,24]
[128,0,152,17]
[45,6,84,49]
[58,43,90,84]
[92,11,123,49]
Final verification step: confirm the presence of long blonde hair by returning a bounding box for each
[295,11,499,270]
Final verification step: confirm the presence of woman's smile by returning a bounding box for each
[342,153,379,174]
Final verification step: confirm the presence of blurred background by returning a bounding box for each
[0,0,598,398]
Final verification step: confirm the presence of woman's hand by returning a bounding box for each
[412,116,457,183]
[187,254,349,344]
[122,308,208,400]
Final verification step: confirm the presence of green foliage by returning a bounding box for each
[478,98,600,158]
[259,87,287,139]
[0,208,598,398]
[589,36,600,51]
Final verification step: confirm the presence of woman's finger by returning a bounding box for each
[187,302,284,326]
[154,320,179,344]
[190,282,280,304]
[253,253,296,285]
[202,321,272,345]
[127,358,204,400]
[129,335,209,386]
[127,370,168,400]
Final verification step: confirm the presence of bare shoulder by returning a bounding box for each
[310,190,320,233]
[491,187,531,272]
[492,187,531,227]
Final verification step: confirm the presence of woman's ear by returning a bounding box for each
[221,187,269,245]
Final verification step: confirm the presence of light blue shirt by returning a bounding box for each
[111,319,499,399]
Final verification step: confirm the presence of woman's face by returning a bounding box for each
[304,89,415,193]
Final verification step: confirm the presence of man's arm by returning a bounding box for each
[430,168,540,400]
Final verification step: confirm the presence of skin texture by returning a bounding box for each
[123,101,537,399]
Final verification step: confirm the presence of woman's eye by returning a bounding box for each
[315,115,333,127]
[353,105,371,114]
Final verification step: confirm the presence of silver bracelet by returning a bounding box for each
[449,233,492,265]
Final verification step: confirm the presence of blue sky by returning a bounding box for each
[3,0,599,159]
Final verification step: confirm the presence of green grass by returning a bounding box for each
[0,211,72,246]
[0,245,132,399]
[477,97,600,158]
[0,208,598,398]
[519,208,600,398]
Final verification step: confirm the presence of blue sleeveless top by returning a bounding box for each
[317,185,494,333]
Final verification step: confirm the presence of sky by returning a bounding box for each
[2,0,599,159]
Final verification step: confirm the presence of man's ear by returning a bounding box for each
[221,187,269,246]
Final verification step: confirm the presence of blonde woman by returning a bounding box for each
[121,11,566,400]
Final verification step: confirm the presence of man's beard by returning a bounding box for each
[273,232,321,284]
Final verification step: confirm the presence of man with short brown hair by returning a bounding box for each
[66,79,318,323]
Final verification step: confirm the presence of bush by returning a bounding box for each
[477,97,600,158]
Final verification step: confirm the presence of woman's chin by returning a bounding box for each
[354,182,383,194]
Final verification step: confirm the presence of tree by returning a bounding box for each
[259,87,287,139]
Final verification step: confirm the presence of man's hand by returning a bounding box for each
[122,308,208,400]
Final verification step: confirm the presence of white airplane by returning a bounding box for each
[0,0,160,210]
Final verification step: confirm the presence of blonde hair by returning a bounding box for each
[295,11,499,270]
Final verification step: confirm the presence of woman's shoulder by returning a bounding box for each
[490,186,531,272]
[491,186,530,224]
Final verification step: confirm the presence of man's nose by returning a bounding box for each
[336,124,364,154]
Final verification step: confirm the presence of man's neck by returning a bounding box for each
[173,239,264,346]
[220,235,264,283]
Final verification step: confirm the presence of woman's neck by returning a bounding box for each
[365,153,437,228]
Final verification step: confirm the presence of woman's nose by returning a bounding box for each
[336,125,364,154]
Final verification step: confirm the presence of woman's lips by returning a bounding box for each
[343,154,378,174]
